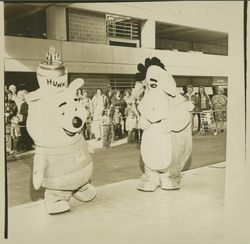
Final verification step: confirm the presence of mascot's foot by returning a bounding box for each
[137,171,160,192]
[160,178,180,190]
[137,178,160,192]
[45,200,70,215]
[137,181,159,192]
[73,184,97,202]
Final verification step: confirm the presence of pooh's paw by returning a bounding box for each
[45,200,71,215]
[33,172,44,190]
[73,184,96,202]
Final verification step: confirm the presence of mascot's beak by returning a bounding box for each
[160,71,178,97]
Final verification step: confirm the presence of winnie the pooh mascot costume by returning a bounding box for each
[132,57,193,192]
[26,47,96,214]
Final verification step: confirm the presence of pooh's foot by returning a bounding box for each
[45,200,70,215]
[160,177,180,190]
[73,184,96,202]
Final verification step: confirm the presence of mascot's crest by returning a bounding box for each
[135,57,166,82]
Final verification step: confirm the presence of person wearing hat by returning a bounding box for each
[184,85,197,132]
[212,87,227,132]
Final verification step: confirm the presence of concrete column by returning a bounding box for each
[224,1,250,242]
[46,5,67,41]
[0,1,6,238]
[140,20,155,49]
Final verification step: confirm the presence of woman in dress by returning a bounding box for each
[197,86,217,136]
[212,87,227,132]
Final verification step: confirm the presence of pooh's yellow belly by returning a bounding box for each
[141,123,172,171]
[38,138,93,190]
[42,162,93,190]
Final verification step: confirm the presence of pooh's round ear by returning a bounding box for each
[68,78,84,91]
[25,89,43,104]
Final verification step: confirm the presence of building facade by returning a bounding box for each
[4,2,229,96]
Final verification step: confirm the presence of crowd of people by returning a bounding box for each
[184,85,228,136]
[76,85,143,150]
[4,83,227,155]
[5,85,34,155]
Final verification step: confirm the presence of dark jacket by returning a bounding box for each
[197,93,211,111]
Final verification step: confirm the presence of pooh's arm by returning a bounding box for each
[33,154,47,190]
[162,103,191,133]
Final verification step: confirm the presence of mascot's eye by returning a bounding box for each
[75,108,77,111]
[150,84,157,88]
[62,112,65,115]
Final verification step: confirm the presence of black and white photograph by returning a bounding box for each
[0,1,249,243]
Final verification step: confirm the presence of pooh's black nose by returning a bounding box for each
[72,116,82,128]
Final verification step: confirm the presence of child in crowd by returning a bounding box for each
[125,104,138,144]
[10,116,21,154]
[82,110,92,140]
[112,106,122,140]
[101,109,113,150]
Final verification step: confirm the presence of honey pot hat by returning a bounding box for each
[36,47,68,93]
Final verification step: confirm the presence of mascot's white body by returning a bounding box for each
[26,48,96,214]
[133,57,193,191]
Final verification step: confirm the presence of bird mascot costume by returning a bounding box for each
[132,57,193,192]
[26,47,96,214]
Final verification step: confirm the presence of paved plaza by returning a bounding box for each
[8,162,225,243]
[6,128,227,242]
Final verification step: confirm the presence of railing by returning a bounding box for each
[106,14,140,40]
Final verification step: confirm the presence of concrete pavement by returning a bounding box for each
[8,162,226,243]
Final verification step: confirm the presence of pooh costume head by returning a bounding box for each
[26,47,87,147]
[26,47,96,215]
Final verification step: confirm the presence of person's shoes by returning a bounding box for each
[221,129,224,132]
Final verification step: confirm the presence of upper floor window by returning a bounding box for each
[4,4,47,39]
[155,22,228,56]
